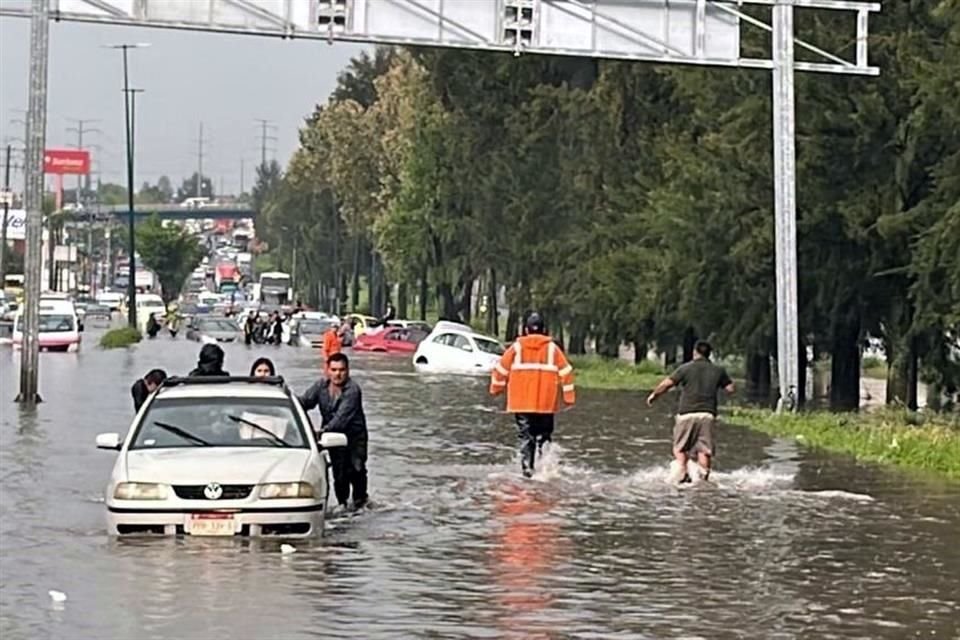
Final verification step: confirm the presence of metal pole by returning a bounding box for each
[122,47,137,329]
[197,122,203,198]
[0,144,12,285]
[772,0,799,412]
[17,0,49,405]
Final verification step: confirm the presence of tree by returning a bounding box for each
[137,176,174,204]
[251,160,283,217]
[176,173,214,202]
[135,216,205,303]
[98,183,128,206]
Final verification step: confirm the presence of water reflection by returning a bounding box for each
[488,481,567,640]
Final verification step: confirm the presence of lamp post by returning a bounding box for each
[104,42,149,329]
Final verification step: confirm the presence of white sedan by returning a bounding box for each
[412,321,505,375]
[96,377,346,537]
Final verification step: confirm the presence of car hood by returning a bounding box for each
[123,448,312,484]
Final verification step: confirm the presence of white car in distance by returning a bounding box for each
[96,377,347,537]
[412,321,505,375]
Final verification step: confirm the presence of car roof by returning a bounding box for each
[429,322,500,343]
[156,382,290,400]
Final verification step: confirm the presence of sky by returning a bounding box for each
[0,15,368,196]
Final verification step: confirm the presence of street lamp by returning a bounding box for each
[104,42,149,329]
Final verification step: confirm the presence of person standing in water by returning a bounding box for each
[647,340,735,483]
[299,353,369,509]
[490,312,576,478]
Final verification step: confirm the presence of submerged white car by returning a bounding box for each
[96,377,347,537]
[412,321,505,375]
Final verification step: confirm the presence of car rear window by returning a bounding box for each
[131,396,309,449]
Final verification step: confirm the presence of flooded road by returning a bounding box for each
[1,328,959,639]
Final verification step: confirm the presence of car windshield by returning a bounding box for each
[36,314,75,332]
[201,319,239,332]
[131,396,308,449]
[474,337,505,355]
[300,320,332,334]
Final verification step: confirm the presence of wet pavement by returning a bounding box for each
[1,326,959,639]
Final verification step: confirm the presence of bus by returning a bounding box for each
[258,271,291,306]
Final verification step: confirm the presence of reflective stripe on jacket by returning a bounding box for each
[489,334,575,413]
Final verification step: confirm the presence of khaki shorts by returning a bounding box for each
[673,412,716,456]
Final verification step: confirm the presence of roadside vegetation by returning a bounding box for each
[728,408,960,479]
[100,327,142,349]
[572,357,665,391]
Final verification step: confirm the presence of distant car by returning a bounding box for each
[386,319,432,333]
[344,313,379,337]
[84,303,113,325]
[95,376,348,537]
[12,299,82,352]
[412,321,505,374]
[295,317,338,349]
[353,326,428,354]
[96,291,124,311]
[186,317,240,343]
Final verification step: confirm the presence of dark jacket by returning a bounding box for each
[131,379,150,412]
[298,378,367,447]
[189,344,229,376]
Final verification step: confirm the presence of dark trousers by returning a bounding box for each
[328,445,368,508]
[515,413,555,477]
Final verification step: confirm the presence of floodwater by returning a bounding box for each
[1,326,958,640]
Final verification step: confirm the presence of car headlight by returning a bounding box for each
[114,482,169,500]
[259,482,315,499]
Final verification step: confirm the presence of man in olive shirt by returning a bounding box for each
[647,341,735,482]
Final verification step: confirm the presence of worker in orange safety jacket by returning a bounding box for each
[489,312,575,477]
[322,323,343,362]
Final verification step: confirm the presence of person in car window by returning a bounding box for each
[189,343,230,376]
[249,357,276,377]
[131,368,167,412]
[298,353,368,510]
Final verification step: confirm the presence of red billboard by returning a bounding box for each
[44,149,91,175]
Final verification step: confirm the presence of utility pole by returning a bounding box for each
[104,42,150,330]
[254,119,277,168]
[1,144,16,286]
[239,158,245,196]
[17,0,50,405]
[65,118,100,204]
[196,122,205,198]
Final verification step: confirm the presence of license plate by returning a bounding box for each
[189,514,236,536]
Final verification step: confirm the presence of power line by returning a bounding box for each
[66,118,101,201]
[254,118,277,168]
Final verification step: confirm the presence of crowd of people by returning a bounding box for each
[128,308,735,516]
[129,343,369,510]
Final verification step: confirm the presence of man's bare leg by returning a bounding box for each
[672,450,690,483]
[696,451,712,481]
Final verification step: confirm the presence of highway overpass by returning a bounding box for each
[97,204,255,221]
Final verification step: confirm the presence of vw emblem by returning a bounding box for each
[203,483,223,500]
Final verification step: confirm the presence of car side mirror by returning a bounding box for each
[319,432,348,449]
[96,433,122,450]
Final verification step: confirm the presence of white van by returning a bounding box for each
[13,299,82,352]
[136,293,167,332]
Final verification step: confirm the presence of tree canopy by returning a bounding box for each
[258,4,960,411]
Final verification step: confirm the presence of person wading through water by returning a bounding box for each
[299,353,369,509]
[490,312,576,478]
[647,340,735,483]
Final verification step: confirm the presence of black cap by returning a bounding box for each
[524,312,545,334]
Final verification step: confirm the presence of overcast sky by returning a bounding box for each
[0,16,368,196]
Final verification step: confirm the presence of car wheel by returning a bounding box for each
[415,356,428,365]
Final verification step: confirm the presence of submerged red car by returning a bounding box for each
[352,326,428,354]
